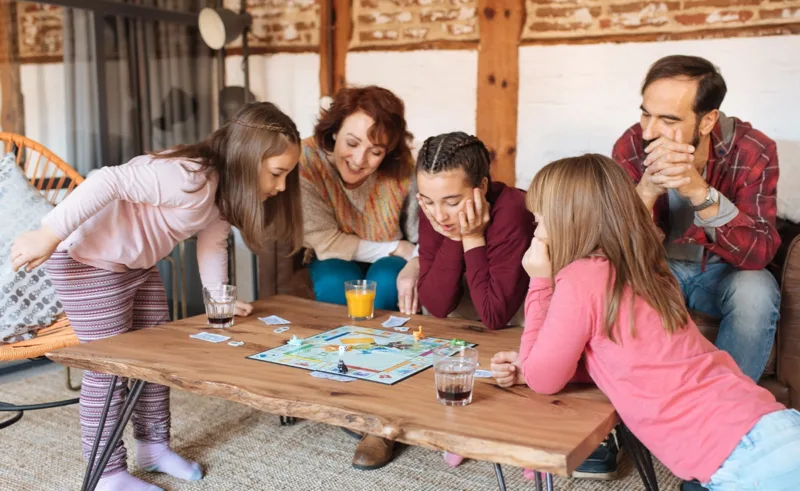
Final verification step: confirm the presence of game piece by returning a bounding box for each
[228,340,244,347]
[413,325,425,341]
[247,326,476,385]
[450,338,467,347]
[337,345,349,373]
[273,326,290,334]
[287,335,302,346]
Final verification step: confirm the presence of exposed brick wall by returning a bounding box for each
[350,0,479,49]
[16,2,62,63]
[224,0,320,50]
[9,0,320,65]
[522,0,800,41]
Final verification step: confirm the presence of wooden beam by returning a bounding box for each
[332,0,351,93]
[476,0,524,187]
[0,0,25,134]
[319,0,333,96]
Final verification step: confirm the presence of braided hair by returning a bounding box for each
[416,132,491,187]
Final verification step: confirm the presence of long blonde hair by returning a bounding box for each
[527,154,688,341]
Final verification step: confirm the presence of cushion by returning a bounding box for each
[0,151,63,344]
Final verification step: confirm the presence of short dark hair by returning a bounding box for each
[314,85,413,180]
[642,55,727,116]
[416,132,491,188]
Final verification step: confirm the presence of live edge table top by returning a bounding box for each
[47,295,618,476]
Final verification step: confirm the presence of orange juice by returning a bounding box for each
[345,289,376,319]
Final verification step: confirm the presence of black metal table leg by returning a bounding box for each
[279,416,297,426]
[494,463,507,491]
[618,423,659,491]
[545,473,554,491]
[534,471,543,491]
[0,405,23,429]
[81,375,118,491]
[82,379,147,491]
[0,397,80,430]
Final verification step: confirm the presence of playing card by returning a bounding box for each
[190,332,231,343]
[273,326,290,334]
[228,341,244,347]
[475,369,492,378]
[310,371,356,382]
[381,315,410,328]
[260,315,290,325]
[393,326,410,332]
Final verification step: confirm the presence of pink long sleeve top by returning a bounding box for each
[518,256,784,483]
[42,154,230,286]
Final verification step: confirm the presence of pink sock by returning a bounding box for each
[443,451,465,467]
[523,469,536,480]
[136,442,203,481]
[96,471,163,491]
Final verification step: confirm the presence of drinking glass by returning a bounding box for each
[203,284,236,328]
[434,347,478,406]
[344,280,376,321]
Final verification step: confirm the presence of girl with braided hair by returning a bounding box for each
[416,131,536,469]
[10,101,303,491]
[416,131,534,330]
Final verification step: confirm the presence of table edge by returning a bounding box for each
[47,351,617,475]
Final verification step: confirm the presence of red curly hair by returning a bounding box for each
[314,85,414,180]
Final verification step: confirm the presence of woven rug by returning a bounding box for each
[0,369,680,490]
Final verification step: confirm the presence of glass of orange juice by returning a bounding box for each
[344,280,377,321]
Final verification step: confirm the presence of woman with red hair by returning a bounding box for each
[299,85,419,470]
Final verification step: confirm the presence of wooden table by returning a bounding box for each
[47,296,657,491]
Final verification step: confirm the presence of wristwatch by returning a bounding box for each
[692,186,719,211]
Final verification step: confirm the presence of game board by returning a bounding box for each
[247,326,475,385]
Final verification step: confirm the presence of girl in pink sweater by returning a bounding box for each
[10,102,303,491]
[491,154,799,489]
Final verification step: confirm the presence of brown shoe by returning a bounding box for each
[352,434,394,470]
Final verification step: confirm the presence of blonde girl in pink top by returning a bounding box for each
[10,102,303,491]
[491,154,799,490]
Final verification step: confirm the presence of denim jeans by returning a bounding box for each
[308,256,407,311]
[668,260,780,382]
[705,409,800,490]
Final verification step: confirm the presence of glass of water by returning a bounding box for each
[433,347,478,406]
[203,284,236,328]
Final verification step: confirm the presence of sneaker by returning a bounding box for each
[572,429,622,480]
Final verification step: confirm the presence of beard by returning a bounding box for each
[643,120,701,153]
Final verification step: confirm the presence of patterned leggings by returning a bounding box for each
[47,252,171,477]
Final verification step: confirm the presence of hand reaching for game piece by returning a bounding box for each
[396,257,420,315]
[491,351,525,388]
[235,301,253,317]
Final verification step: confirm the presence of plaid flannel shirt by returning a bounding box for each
[612,117,780,271]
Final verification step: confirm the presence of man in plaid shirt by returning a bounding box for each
[612,55,780,384]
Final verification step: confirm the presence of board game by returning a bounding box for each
[247,326,475,385]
